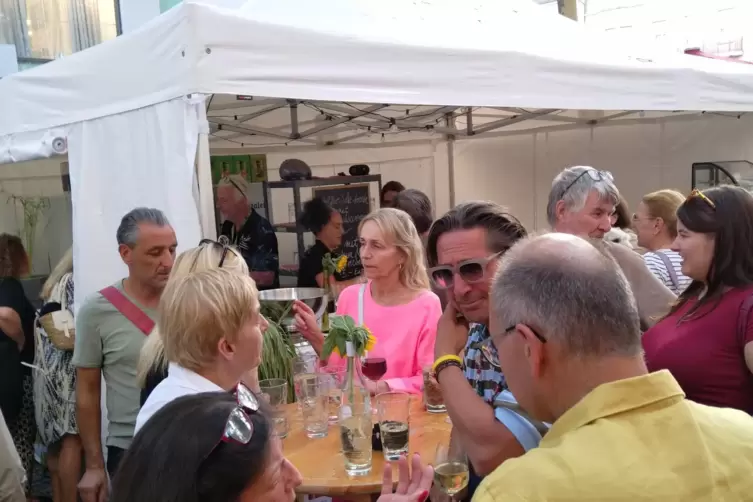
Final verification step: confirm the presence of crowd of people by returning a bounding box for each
[1,164,753,501]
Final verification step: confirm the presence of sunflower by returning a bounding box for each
[336,255,348,273]
[364,329,377,352]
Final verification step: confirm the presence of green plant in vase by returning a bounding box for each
[321,253,347,332]
[258,302,296,403]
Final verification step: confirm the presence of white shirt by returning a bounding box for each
[135,363,224,434]
[643,249,692,295]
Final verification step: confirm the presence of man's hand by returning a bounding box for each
[377,454,433,502]
[78,467,108,502]
[435,302,470,359]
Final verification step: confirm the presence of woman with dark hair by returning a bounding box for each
[113,390,433,502]
[0,234,36,495]
[643,186,753,415]
[297,197,345,290]
[381,181,406,207]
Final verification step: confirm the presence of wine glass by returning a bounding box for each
[433,443,469,501]
[361,353,387,382]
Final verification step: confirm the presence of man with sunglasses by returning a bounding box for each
[216,175,279,290]
[474,232,753,501]
[547,166,674,327]
[426,202,543,501]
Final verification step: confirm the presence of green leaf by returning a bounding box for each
[321,335,337,360]
[336,337,347,359]
[344,315,356,330]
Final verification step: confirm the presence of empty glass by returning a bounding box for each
[422,365,446,413]
[259,378,289,438]
[318,366,346,424]
[294,374,330,438]
[376,392,411,460]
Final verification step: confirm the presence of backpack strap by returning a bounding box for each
[737,292,753,349]
[100,286,155,336]
[654,251,679,291]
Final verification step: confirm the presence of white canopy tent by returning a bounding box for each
[2,0,753,304]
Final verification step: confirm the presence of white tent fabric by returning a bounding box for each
[68,96,204,307]
[4,0,753,146]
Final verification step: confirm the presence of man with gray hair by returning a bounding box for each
[74,207,177,502]
[473,233,753,501]
[547,166,674,327]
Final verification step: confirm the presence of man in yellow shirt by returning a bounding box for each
[474,233,753,502]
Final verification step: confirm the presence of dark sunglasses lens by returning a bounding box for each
[225,408,254,444]
[431,269,453,289]
[236,384,259,412]
[459,262,485,283]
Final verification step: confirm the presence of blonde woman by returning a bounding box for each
[137,240,261,404]
[135,268,267,433]
[34,249,83,502]
[295,208,442,395]
[632,189,692,294]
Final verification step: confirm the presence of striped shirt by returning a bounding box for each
[643,249,692,295]
[463,324,505,402]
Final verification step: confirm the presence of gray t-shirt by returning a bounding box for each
[72,280,157,450]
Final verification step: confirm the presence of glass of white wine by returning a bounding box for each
[433,443,469,501]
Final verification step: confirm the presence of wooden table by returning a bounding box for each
[283,396,451,502]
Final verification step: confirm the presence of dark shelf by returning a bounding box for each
[266,175,382,189]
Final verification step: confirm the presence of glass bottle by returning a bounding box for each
[338,342,372,476]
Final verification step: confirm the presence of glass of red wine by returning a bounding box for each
[361,355,387,381]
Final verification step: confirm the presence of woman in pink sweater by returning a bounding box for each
[294,208,441,395]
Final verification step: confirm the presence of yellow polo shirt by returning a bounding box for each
[473,370,753,502]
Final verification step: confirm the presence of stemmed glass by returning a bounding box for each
[361,352,387,382]
[433,443,469,502]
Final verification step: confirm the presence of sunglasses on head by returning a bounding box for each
[687,189,716,210]
[199,238,232,268]
[562,169,614,196]
[202,383,260,463]
[478,324,547,369]
[428,251,504,290]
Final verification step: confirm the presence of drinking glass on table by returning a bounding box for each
[433,443,469,501]
[422,365,445,413]
[293,353,319,376]
[318,366,346,424]
[376,392,411,461]
[294,373,330,438]
[259,378,289,439]
[361,353,388,382]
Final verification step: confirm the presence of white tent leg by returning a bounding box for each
[196,132,217,240]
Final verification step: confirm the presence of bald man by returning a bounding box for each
[472,233,753,501]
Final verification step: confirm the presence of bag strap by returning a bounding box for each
[100,286,155,336]
[492,398,550,437]
[737,292,753,349]
[358,283,367,326]
[59,273,73,311]
[654,251,679,291]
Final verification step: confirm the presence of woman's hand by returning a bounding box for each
[292,301,325,355]
[377,454,433,502]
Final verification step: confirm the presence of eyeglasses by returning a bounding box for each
[687,189,716,210]
[203,383,260,462]
[223,177,248,200]
[562,169,614,196]
[199,238,232,268]
[477,324,547,369]
[428,251,505,290]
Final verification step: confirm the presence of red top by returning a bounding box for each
[643,287,753,415]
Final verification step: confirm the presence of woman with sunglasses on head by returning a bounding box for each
[294,208,441,395]
[135,267,267,433]
[137,240,260,404]
[114,390,433,502]
[643,186,753,415]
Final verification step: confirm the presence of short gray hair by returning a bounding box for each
[391,189,434,235]
[491,233,641,357]
[426,201,527,267]
[546,166,620,227]
[116,207,170,247]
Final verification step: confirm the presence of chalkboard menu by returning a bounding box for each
[312,183,371,279]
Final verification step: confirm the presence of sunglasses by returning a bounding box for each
[477,324,547,369]
[687,189,716,210]
[202,383,260,462]
[562,169,614,196]
[428,251,504,290]
[199,238,232,268]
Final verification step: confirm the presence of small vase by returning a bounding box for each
[338,342,372,476]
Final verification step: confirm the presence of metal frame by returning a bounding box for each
[691,161,742,189]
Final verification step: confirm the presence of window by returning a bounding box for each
[0,0,118,60]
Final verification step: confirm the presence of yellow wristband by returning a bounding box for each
[432,354,463,374]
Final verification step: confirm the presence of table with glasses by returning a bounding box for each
[282,395,451,502]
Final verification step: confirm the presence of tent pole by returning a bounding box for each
[196,132,217,240]
[445,113,456,208]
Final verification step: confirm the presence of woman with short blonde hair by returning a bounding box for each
[633,189,691,294]
[294,208,441,395]
[137,240,253,403]
[135,268,267,433]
